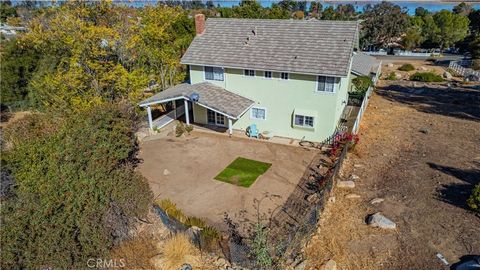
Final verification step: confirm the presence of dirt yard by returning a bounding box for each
[138,132,317,230]
[305,78,480,269]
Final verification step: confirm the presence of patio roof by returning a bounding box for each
[351,52,380,77]
[138,82,255,119]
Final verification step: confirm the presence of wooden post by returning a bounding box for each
[147,106,153,130]
[228,118,233,136]
[184,99,190,125]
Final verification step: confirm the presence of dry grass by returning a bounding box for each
[109,233,159,269]
[159,234,198,270]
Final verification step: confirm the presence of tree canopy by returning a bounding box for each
[360,2,409,48]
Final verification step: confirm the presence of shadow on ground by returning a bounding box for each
[428,162,480,211]
[376,82,480,121]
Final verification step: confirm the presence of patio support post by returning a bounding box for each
[147,106,153,130]
[184,99,190,125]
[173,101,177,119]
[228,118,233,136]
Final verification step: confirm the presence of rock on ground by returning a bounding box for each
[370,198,384,204]
[294,260,308,270]
[367,213,396,229]
[443,71,452,79]
[337,180,355,188]
[345,194,361,199]
[321,259,337,270]
[163,169,170,176]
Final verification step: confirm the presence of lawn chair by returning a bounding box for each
[247,124,259,138]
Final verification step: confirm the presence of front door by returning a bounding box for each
[207,109,225,126]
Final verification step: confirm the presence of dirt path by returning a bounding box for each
[305,80,480,269]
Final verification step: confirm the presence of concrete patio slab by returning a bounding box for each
[138,131,318,229]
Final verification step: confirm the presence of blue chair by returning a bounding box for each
[248,124,259,138]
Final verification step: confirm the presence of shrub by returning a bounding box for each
[185,216,206,228]
[398,63,415,71]
[352,76,373,94]
[385,72,397,80]
[162,234,196,270]
[200,226,221,250]
[109,233,158,269]
[467,184,480,212]
[473,59,480,71]
[185,124,194,135]
[175,122,185,137]
[0,103,153,269]
[155,199,187,223]
[409,72,443,82]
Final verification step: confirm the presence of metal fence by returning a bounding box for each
[222,144,349,269]
[449,60,480,78]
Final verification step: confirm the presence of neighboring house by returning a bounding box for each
[349,52,381,92]
[139,15,361,142]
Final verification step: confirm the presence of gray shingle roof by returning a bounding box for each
[139,82,254,119]
[351,52,380,76]
[181,19,359,77]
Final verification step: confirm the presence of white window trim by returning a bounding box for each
[206,109,227,127]
[243,69,255,77]
[204,66,224,81]
[263,71,273,79]
[315,75,337,93]
[293,114,315,129]
[280,72,289,80]
[250,106,267,120]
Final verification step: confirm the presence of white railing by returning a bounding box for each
[449,61,480,78]
[351,62,381,135]
[351,86,373,135]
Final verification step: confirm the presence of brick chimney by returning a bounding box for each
[195,14,205,35]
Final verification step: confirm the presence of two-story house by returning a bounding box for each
[139,15,360,142]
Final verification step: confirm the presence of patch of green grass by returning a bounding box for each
[214,157,272,187]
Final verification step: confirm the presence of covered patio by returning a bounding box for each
[138,82,254,135]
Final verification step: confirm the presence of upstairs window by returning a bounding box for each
[317,76,335,92]
[244,69,255,76]
[281,72,289,80]
[264,71,272,78]
[205,66,224,81]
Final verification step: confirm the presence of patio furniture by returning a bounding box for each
[247,124,259,138]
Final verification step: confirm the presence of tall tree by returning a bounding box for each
[360,2,409,48]
[453,2,472,16]
[432,10,469,49]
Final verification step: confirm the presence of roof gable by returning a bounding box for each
[181,19,359,77]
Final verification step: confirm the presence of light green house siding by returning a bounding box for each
[189,65,350,142]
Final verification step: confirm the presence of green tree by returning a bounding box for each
[0,1,17,23]
[403,16,425,50]
[360,2,409,48]
[415,6,429,17]
[0,38,41,108]
[432,10,469,50]
[322,6,336,20]
[453,2,472,16]
[1,103,153,269]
